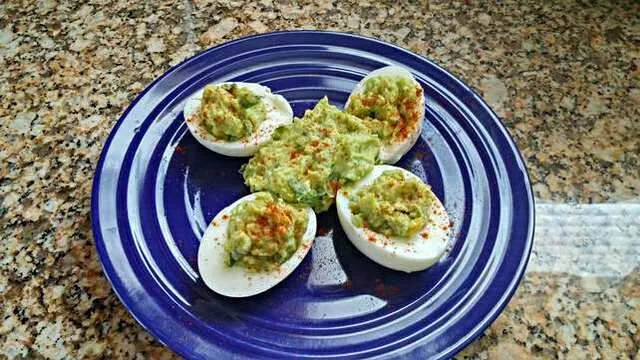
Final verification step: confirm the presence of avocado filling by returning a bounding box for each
[349,170,433,238]
[345,76,423,145]
[242,98,380,212]
[198,84,267,141]
[225,192,308,272]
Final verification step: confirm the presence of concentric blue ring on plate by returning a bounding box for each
[91,31,534,359]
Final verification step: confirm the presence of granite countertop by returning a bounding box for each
[1,0,638,358]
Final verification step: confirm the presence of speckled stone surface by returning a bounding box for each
[1,0,639,358]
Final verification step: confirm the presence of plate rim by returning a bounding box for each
[91,30,535,359]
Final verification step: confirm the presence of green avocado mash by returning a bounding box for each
[349,170,433,238]
[199,84,267,141]
[242,98,379,212]
[346,76,422,145]
[225,192,308,272]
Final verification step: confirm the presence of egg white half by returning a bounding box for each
[345,66,425,164]
[336,165,450,273]
[197,192,317,297]
[184,82,293,157]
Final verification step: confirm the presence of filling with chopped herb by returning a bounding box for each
[225,192,308,272]
[346,76,422,145]
[349,170,433,238]
[198,84,267,141]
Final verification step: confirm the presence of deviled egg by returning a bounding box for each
[198,192,317,297]
[184,82,293,157]
[336,165,450,273]
[345,66,425,164]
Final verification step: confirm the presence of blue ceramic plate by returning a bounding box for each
[92,31,534,359]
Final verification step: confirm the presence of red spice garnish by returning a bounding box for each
[175,145,188,154]
[397,125,409,140]
[368,235,376,242]
[329,180,339,195]
[249,202,293,240]
[256,215,268,227]
[289,151,301,160]
[222,214,230,220]
[373,278,400,298]
[402,98,415,110]
[396,114,414,140]
[414,150,428,161]
[392,97,419,141]
[317,226,329,236]
[342,279,353,289]
[421,232,429,239]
